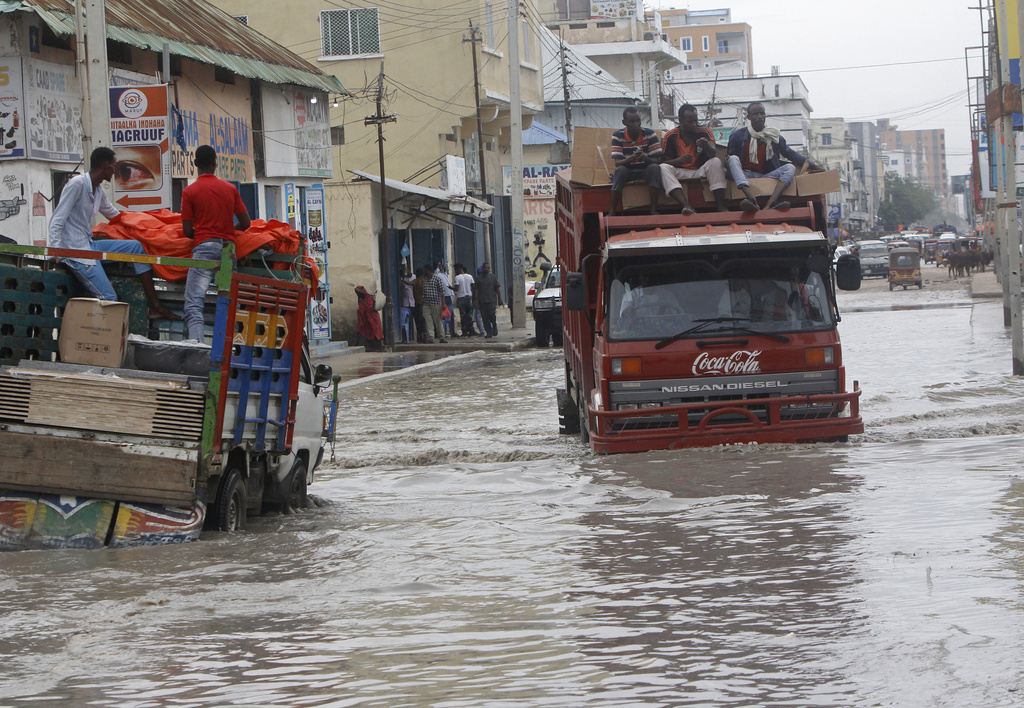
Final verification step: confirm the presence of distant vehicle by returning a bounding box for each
[833,246,851,263]
[887,240,910,251]
[923,239,938,263]
[532,264,562,347]
[857,240,889,278]
[889,247,923,290]
[525,280,539,311]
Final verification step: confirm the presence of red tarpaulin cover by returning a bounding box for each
[93,209,305,282]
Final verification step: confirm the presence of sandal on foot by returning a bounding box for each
[768,200,791,211]
[739,199,758,213]
[681,206,695,216]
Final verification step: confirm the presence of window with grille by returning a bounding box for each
[484,3,495,48]
[680,37,691,52]
[717,38,729,53]
[821,133,832,146]
[522,19,531,60]
[321,8,380,57]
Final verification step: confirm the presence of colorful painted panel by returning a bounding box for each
[109,500,205,548]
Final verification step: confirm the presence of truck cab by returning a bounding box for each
[556,171,863,453]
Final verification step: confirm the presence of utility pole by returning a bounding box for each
[365,62,397,351]
[464,22,492,265]
[81,0,110,157]
[996,0,1023,373]
[507,0,525,328]
[559,32,573,150]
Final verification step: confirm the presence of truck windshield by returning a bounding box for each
[607,258,835,341]
[858,244,887,258]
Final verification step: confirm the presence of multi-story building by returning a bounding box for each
[0,0,340,244]
[847,121,883,231]
[877,119,949,198]
[809,118,871,233]
[210,0,546,340]
[652,7,752,80]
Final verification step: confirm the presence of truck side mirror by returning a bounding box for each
[540,261,552,272]
[314,364,333,386]
[835,255,861,291]
[565,271,586,311]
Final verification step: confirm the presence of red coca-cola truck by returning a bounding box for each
[555,172,864,453]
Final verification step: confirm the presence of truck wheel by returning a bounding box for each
[212,467,247,532]
[552,331,563,347]
[283,460,308,513]
[557,388,579,435]
[535,321,548,347]
[578,391,590,444]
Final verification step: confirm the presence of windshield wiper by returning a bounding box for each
[655,317,751,349]
[655,317,790,349]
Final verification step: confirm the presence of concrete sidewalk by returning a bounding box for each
[314,307,536,385]
[971,270,1002,299]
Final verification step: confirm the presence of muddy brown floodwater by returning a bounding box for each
[1,279,1023,707]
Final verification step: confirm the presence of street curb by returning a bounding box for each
[334,350,487,390]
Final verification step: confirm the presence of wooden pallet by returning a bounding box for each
[0,369,204,440]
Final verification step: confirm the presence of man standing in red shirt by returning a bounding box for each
[181,145,251,341]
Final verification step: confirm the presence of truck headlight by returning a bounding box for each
[534,299,554,310]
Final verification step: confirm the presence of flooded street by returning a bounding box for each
[3,276,1024,707]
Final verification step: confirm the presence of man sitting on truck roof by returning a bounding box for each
[609,107,664,216]
[48,146,181,320]
[726,102,823,213]
[659,104,728,214]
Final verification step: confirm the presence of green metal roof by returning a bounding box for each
[0,0,348,95]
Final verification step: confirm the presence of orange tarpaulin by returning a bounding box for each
[93,209,302,282]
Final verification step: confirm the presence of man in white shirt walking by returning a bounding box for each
[453,263,478,336]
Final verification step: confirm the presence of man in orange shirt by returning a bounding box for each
[181,145,251,341]
[659,104,728,214]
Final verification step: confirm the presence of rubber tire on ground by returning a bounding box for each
[552,331,563,347]
[283,460,308,514]
[889,282,894,291]
[212,467,247,532]
[557,388,580,435]
[578,389,590,444]
[535,321,549,348]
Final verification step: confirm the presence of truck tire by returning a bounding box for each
[578,391,590,444]
[212,467,247,532]
[557,388,579,435]
[552,330,563,347]
[535,321,548,347]
[283,460,309,514]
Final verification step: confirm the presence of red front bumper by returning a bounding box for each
[586,384,863,454]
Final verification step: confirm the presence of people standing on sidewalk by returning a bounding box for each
[453,264,478,336]
[355,285,384,351]
[422,265,447,343]
[399,269,415,343]
[181,145,251,341]
[474,265,486,335]
[411,268,426,342]
[434,261,457,338]
[475,261,503,338]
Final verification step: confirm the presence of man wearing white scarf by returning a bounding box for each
[726,102,822,212]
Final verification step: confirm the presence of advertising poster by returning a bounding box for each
[590,0,640,19]
[502,165,567,276]
[25,59,82,162]
[170,78,253,182]
[285,183,296,228]
[0,59,24,159]
[109,85,172,211]
[303,186,331,340]
[261,85,332,178]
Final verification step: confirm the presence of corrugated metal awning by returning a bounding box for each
[350,170,494,219]
[0,0,347,95]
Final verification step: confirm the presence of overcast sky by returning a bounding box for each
[655,0,984,175]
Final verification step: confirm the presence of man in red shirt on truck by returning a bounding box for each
[181,145,251,342]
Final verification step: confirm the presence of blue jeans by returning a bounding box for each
[63,239,152,301]
[185,239,233,341]
[726,155,796,189]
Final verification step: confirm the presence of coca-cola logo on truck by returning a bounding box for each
[692,350,763,376]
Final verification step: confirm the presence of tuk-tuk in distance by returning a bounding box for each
[889,247,923,290]
[923,239,938,263]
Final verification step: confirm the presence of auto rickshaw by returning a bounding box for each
[889,246,923,290]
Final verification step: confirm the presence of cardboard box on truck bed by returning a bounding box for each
[58,298,129,367]
[796,170,841,196]
[570,126,617,187]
